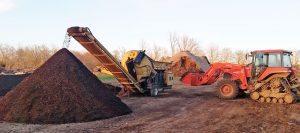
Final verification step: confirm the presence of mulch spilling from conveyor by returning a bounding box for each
[0,48,131,124]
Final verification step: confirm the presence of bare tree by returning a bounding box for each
[235,50,246,64]
[15,47,26,69]
[0,44,58,72]
[160,48,170,61]
[292,50,300,66]
[0,44,15,69]
[151,44,163,60]
[110,47,127,61]
[220,48,233,63]
[112,50,121,61]
[169,33,203,56]
[206,44,219,63]
[139,40,148,51]
[32,45,53,68]
[139,40,152,56]
[73,51,101,71]
[118,46,126,59]
[169,32,179,56]
[192,47,205,56]
[178,35,200,54]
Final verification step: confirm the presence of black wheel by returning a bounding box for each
[150,88,158,97]
[215,79,239,99]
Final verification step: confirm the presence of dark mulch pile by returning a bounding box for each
[0,74,30,96]
[104,83,122,95]
[0,48,131,124]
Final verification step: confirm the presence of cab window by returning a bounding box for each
[283,53,292,67]
[255,53,267,67]
[268,53,281,67]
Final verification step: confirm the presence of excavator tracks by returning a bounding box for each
[250,77,298,104]
[251,92,297,104]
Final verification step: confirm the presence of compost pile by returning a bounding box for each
[169,51,210,77]
[0,74,29,96]
[0,48,131,124]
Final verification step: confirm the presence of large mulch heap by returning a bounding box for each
[169,51,210,77]
[0,74,30,96]
[0,48,131,124]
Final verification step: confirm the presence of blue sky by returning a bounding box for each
[0,0,300,53]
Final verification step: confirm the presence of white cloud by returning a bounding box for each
[0,0,14,14]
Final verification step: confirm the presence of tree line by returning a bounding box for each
[0,44,101,72]
[0,44,57,72]
[1,33,300,72]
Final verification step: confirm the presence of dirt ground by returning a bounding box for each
[1,81,300,133]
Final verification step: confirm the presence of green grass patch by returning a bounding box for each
[97,75,116,81]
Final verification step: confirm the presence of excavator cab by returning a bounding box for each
[250,50,293,80]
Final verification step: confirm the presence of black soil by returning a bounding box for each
[0,74,30,96]
[0,48,131,124]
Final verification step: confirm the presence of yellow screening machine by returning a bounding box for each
[67,26,174,96]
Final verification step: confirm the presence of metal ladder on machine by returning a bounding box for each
[66,26,143,95]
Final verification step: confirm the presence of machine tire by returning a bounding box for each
[250,92,260,100]
[215,79,239,99]
[284,93,297,104]
[150,88,158,97]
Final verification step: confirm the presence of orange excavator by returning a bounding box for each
[65,26,300,103]
[181,50,300,103]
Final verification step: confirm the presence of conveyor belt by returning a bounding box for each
[67,27,142,94]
